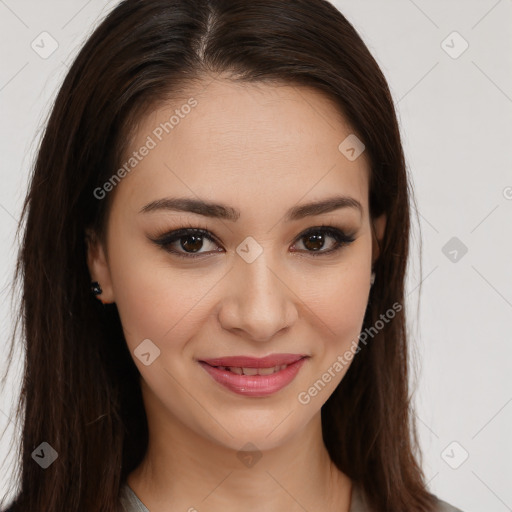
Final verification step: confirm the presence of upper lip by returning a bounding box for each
[200,353,307,368]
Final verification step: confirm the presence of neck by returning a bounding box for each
[127,386,352,512]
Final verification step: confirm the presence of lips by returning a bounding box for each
[213,365,288,376]
[200,353,307,369]
[198,353,309,397]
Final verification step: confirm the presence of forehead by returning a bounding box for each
[112,78,370,221]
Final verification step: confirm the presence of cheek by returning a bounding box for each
[108,236,219,353]
[300,255,370,345]
[293,257,370,407]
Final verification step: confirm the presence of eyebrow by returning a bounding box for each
[139,195,363,222]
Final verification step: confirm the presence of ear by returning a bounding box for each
[85,228,115,303]
[371,213,387,266]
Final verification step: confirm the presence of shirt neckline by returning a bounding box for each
[121,480,365,512]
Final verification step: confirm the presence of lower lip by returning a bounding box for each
[198,358,308,397]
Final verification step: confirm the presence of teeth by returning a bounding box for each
[241,367,259,376]
[220,364,288,375]
[257,366,277,375]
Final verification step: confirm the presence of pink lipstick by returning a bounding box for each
[198,353,308,397]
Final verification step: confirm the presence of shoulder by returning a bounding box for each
[350,482,464,512]
[118,483,132,512]
[434,496,464,512]
[118,482,150,512]
[1,487,139,512]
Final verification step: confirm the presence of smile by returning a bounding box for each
[213,364,289,375]
[198,356,308,397]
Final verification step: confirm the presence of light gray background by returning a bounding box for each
[1,1,511,510]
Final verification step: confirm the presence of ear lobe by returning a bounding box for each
[371,213,387,265]
[85,228,115,303]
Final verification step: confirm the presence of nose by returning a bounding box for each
[217,251,298,343]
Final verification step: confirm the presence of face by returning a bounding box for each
[87,77,386,452]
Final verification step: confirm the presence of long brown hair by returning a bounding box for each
[1,0,435,510]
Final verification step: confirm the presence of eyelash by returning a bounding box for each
[149,224,356,260]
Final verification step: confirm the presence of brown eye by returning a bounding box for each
[180,233,206,253]
[152,228,222,259]
[291,226,355,256]
[302,232,327,251]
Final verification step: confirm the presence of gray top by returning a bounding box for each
[118,482,463,511]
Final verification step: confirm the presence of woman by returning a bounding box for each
[1,0,463,511]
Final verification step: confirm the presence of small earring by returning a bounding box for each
[370,271,376,286]
[91,281,102,295]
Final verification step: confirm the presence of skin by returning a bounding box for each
[87,75,386,512]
